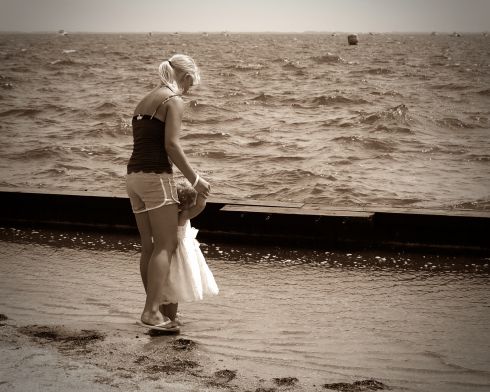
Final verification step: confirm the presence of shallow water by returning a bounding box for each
[0,227,489,391]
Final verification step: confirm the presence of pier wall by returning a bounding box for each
[0,188,488,253]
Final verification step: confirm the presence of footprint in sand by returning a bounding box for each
[213,369,237,383]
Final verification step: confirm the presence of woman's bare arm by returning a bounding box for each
[164,97,198,183]
[164,97,211,196]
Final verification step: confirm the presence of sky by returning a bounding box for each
[0,0,489,33]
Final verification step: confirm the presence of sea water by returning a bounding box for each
[0,32,489,210]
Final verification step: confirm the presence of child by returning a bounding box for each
[164,182,219,305]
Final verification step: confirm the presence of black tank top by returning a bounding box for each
[127,95,178,174]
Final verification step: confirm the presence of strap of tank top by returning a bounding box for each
[150,94,180,119]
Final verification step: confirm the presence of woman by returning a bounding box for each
[126,54,211,330]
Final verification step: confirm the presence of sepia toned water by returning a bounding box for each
[0,228,489,391]
[0,32,489,210]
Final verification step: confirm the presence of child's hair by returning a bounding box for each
[177,182,198,210]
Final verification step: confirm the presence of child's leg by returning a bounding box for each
[161,303,178,321]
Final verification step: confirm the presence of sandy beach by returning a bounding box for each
[0,313,388,392]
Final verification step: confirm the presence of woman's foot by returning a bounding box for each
[138,311,179,332]
[136,318,180,332]
[140,310,165,326]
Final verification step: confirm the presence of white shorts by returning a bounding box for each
[126,172,179,214]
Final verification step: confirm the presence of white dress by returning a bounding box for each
[164,220,219,303]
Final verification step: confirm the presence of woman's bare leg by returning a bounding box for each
[134,205,179,324]
[134,211,154,293]
[140,204,178,324]
[135,211,164,325]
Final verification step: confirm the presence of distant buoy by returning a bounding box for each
[347,34,358,45]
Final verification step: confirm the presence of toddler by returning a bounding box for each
[164,182,219,304]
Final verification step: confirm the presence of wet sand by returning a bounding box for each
[0,314,388,391]
[0,313,224,391]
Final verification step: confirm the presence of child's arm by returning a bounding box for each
[186,193,207,220]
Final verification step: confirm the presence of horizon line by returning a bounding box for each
[0,29,488,34]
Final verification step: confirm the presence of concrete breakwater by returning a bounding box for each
[0,187,488,253]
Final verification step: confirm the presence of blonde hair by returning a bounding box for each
[158,54,201,93]
[177,182,198,210]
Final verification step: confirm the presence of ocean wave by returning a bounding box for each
[56,163,88,171]
[464,154,490,162]
[252,93,274,103]
[47,58,81,67]
[311,95,367,106]
[365,68,394,75]
[331,135,397,152]
[436,117,480,129]
[0,108,42,118]
[185,116,241,125]
[370,90,403,97]
[230,63,264,71]
[218,71,237,78]
[181,131,231,140]
[14,146,67,160]
[185,101,240,124]
[248,169,319,189]
[95,102,118,111]
[429,54,451,67]
[448,198,490,210]
[223,91,246,98]
[245,139,270,147]
[359,104,411,125]
[195,150,234,160]
[37,167,74,176]
[431,83,471,90]
[1,74,14,89]
[93,102,119,119]
[311,53,345,64]
[85,122,132,138]
[477,88,490,96]
[372,124,414,134]
[187,101,234,113]
[282,61,302,71]
[268,155,305,163]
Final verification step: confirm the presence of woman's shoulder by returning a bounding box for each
[149,87,182,106]
[134,87,182,116]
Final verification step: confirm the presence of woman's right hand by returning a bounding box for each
[194,177,211,198]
